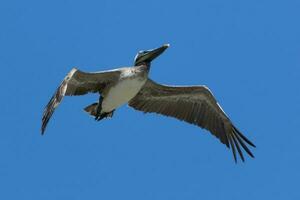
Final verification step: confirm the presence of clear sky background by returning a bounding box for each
[1,0,299,199]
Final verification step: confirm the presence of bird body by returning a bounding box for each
[41,44,255,162]
[101,66,148,113]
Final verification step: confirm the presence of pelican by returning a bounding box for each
[41,44,255,162]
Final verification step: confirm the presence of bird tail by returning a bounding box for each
[84,103,98,117]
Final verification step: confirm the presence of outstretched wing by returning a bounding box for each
[41,68,121,134]
[129,79,255,162]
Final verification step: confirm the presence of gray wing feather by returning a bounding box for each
[41,68,121,134]
[129,79,255,162]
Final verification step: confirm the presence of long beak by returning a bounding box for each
[143,44,170,62]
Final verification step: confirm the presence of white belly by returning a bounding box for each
[101,77,147,112]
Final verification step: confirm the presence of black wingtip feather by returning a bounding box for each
[233,128,255,158]
[228,135,237,163]
[220,122,230,148]
[41,95,56,135]
[41,80,66,135]
[233,126,256,148]
[231,133,245,162]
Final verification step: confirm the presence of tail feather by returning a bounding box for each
[84,103,98,117]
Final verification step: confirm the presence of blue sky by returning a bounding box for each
[1,0,299,199]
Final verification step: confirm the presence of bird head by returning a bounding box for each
[134,44,169,66]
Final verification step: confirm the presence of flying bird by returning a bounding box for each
[41,44,255,162]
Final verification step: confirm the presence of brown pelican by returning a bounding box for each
[41,44,255,162]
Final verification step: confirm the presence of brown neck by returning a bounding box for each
[134,62,151,73]
[135,61,151,68]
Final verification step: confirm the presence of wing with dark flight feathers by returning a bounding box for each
[41,68,121,134]
[129,79,255,162]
